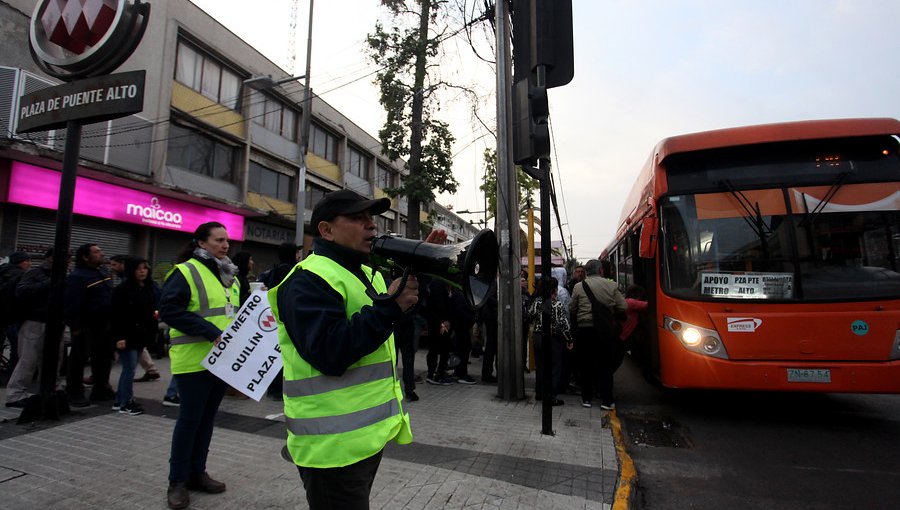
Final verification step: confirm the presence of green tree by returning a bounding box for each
[367,0,459,239]
[479,148,540,226]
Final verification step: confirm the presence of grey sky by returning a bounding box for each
[192,0,900,260]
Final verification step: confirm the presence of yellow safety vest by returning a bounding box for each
[269,253,411,468]
[168,259,240,374]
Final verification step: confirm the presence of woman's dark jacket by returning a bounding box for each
[110,279,160,351]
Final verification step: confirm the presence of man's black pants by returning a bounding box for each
[297,449,383,509]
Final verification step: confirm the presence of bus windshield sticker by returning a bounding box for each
[700,272,794,299]
[727,317,763,332]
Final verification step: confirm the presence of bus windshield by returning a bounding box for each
[659,183,900,301]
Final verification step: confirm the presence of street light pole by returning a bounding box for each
[295,0,314,255]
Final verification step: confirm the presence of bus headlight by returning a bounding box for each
[664,316,729,359]
[682,327,702,346]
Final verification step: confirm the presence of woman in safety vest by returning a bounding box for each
[159,221,240,510]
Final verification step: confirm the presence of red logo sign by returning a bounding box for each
[258,308,278,332]
[41,0,118,55]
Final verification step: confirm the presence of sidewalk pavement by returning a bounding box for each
[1,350,626,509]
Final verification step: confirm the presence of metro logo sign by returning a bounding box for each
[41,0,118,55]
[29,0,150,80]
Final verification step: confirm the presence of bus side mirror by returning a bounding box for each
[639,216,658,258]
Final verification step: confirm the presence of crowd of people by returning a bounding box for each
[0,190,649,510]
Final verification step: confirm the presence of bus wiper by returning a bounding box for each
[799,170,850,227]
[720,179,773,240]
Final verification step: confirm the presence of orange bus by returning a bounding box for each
[604,118,900,392]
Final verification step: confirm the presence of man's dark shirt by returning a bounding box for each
[277,237,403,376]
[64,266,112,330]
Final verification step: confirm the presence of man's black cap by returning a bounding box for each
[8,251,31,265]
[310,189,391,236]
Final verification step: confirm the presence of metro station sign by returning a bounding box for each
[16,69,145,133]
[29,0,151,80]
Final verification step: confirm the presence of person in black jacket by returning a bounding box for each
[0,251,32,373]
[260,242,299,289]
[450,287,477,384]
[425,279,455,385]
[5,249,58,407]
[111,258,160,416]
[477,292,498,383]
[231,251,254,306]
[64,243,114,407]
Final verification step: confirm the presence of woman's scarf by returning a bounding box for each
[193,247,238,288]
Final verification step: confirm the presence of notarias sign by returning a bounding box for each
[16,70,145,133]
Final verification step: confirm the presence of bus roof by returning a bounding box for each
[655,117,900,163]
[608,118,900,254]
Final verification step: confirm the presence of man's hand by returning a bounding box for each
[389,274,419,312]
[424,229,447,245]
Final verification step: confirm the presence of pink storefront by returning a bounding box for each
[2,160,250,277]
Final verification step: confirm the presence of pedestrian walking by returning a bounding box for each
[64,243,115,407]
[111,258,159,416]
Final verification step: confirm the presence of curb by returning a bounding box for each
[609,409,638,509]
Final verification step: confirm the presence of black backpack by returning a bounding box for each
[580,281,622,339]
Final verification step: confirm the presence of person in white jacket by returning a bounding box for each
[550,266,571,310]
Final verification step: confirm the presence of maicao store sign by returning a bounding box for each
[7,161,245,240]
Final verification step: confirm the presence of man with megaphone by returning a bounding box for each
[268,189,446,510]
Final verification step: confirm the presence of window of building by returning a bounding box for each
[376,164,396,190]
[248,92,299,141]
[309,122,338,163]
[348,146,370,180]
[376,215,392,234]
[175,40,240,110]
[305,182,329,211]
[249,161,294,202]
[167,123,236,181]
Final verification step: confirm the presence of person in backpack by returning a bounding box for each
[5,249,56,408]
[569,259,626,410]
[0,251,32,373]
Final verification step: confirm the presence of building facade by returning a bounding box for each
[1,0,483,280]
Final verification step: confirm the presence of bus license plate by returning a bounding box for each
[787,368,831,383]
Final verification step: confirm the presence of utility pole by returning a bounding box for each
[295,0,314,254]
[495,0,525,401]
[510,0,574,433]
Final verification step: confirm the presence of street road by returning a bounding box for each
[614,357,900,509]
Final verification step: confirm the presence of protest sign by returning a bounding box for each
[201,289,282,401]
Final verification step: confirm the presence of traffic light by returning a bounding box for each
[512,78,550,165]
[512,0,574,88]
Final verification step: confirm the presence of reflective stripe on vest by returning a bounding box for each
[282,360,394,398]
[285,399,400,436]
